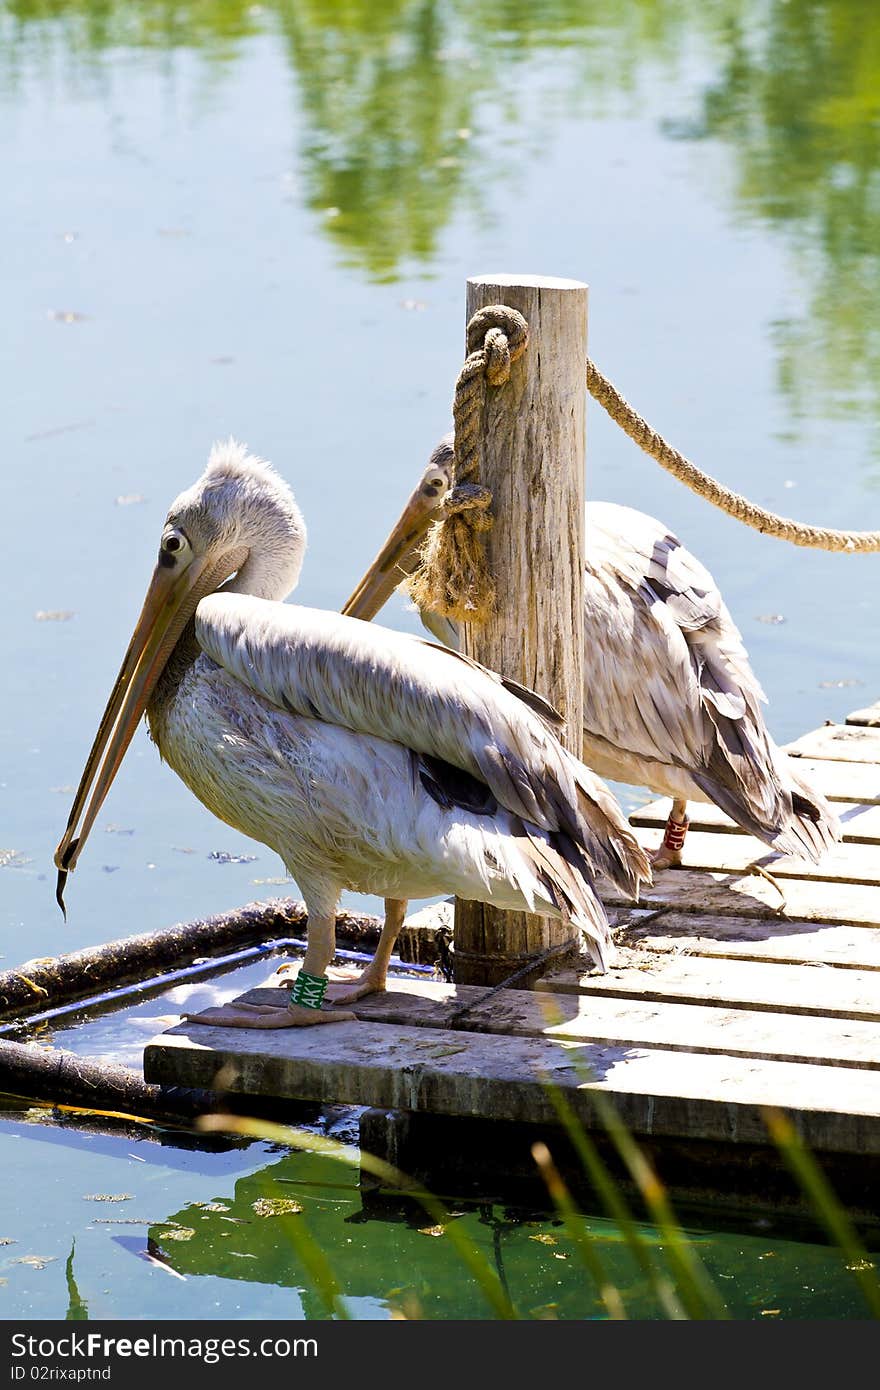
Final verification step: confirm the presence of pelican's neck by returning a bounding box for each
[223,543,302,603]
[147,618,202,747]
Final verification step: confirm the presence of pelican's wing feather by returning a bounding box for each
[585,503,839,859]
[583,503,766,770]
[195,592,648,895]
[420,642,566,732]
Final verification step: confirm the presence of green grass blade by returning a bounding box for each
[763,1107,880,1318]
[585,1085,727,1319]
[199,1113,517,1319]
[542,1080,685,1319]
[531,1140,626,1319]
[273,1203,348,1319]
[535,993,726,1320]
[256,1170,348,1318]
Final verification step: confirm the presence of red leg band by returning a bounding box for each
[662,815,689,852]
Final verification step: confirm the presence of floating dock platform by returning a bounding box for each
[145,706,880,1166]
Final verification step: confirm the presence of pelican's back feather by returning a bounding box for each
[194,593,650,897]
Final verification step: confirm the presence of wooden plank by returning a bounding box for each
[787,724,880,765]
[792,757,880,803]
[225,980,880,1071]
[626,760,880,806]
[630,797,880,845]
[628,827,880,885]
[601,869,880,927]
[540,953,880,1021]
[621,912,880,972]
[144,1020,880,1154]
[625,757,880,808]
[847,701,880,728]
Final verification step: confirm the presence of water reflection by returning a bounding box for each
[149,1148,650,1319]
[146,1145,876,1319]
[4,0,879,431]
[686,1,880,453]
[278,3,491,281]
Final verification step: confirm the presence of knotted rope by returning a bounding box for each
[586,359,880,553]
[410,310,877,626]
[406,305,529,621]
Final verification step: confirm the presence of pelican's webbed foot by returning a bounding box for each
[324,964,389,1005]
[649,842,684,871]
[184,1000,356,1029]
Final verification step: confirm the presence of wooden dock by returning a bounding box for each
[144,707,880,1164]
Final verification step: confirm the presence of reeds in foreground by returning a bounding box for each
[198,1090,879,1321]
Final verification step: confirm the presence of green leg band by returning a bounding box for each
[289,970,329,1010]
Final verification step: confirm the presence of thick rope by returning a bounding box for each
[586,359,880,553]
[445,934,580,1029]
[407,305,529,620]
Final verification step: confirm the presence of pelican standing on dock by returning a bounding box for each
[343,435,840,870]
[54,441,650,1028]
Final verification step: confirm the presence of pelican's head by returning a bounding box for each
[163,439,307,602]
[54,439,305,907]
[341,433,453,620]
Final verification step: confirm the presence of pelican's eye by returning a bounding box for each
[421,472,447,499]
[159,528,191,567]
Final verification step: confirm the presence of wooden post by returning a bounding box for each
[454,273,588,987]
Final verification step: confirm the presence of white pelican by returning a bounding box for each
[54,440,650,1028]
[343,435,840,871]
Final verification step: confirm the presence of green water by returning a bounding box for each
[2,0,880,1319]
[1,949,877,1321]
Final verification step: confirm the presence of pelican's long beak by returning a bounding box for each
[342,463,451,622]
[53,547,243,914]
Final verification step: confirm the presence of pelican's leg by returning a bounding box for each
[186,906,356,1029]
[325,898,407,1004]
[650,798,689,870]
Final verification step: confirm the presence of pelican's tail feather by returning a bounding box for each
[569,759,653,899]
[691,754,841,866]
[771,768,841,863]
[517,820,615,972]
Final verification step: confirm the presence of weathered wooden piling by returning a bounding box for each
[454,273,588,986]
